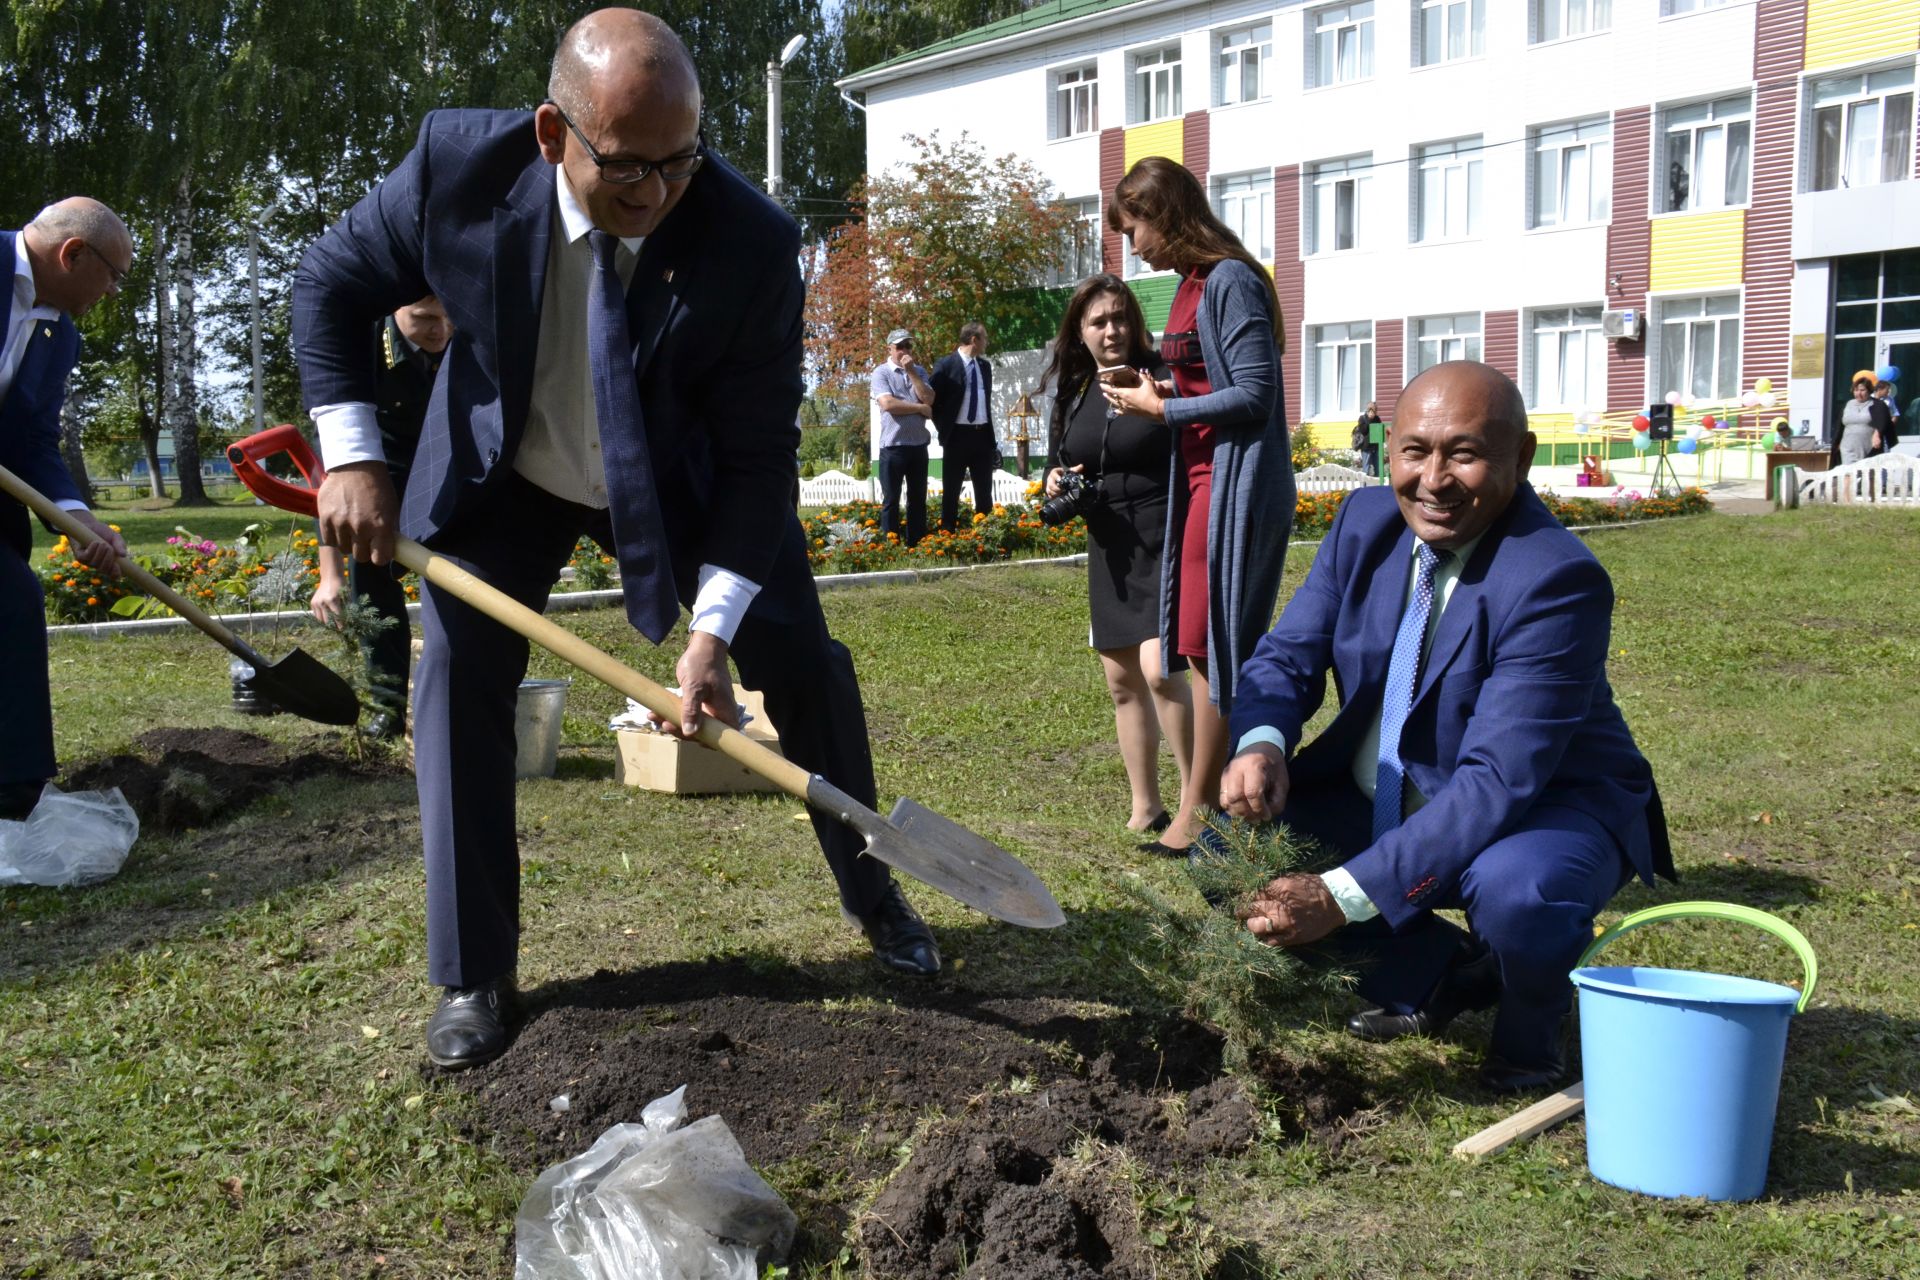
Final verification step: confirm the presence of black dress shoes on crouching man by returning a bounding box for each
[852,879,943,976]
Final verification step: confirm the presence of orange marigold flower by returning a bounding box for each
[86,596,99,606]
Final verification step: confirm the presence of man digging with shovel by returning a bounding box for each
[294,9,943,1072]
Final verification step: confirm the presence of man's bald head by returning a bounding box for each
[548,8,700,131]
[28,197,131,260]
[22,196,132,318]
[1387,361,1536,550]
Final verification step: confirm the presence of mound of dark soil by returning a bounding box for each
[62,728,394,832]
[460,959,1371,1277]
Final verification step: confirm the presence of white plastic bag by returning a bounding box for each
[0,784,139,887]
[515,1085,797,1280]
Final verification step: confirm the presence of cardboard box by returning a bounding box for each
[614,687,785,794]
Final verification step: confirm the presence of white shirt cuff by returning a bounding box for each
[56,499,90,514]
[1235,726,1291,757]
[688,564,761,647]
[311,402,386,468]
[1321,866,1380,923]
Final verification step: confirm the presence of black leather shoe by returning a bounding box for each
[1480,1051,1567,1095]
[0,780,46,822]
[425,978,515,1070]
[1345,944,1501,1043]
[853,880,942,976]
[1137,839,1188,857]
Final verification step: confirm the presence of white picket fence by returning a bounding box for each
[1795,454,1920,506]
[799,468,1032,509]
[1295,462,1381,493]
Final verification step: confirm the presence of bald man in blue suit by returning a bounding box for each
[1220,362,1672,1092]
[1,199,132,819]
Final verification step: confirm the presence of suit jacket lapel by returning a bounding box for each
[492,160,554,434]
[628,220,689,382]
[1356,524,1415,700]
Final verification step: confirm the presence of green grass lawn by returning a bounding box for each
[5,505,1919,1276]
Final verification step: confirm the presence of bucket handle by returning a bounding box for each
[1577,901,1817,1013]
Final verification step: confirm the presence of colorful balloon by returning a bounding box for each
[1741,391,1761,407]
[1878,364,1901,383]
[1574,423,1589,434]
[1759,392,1777,409]
[1665,390,1683,406]
[1677,437,1699,454]
[1631,414,1651,431]
[1701,415,1718,430]
[1754,377,1773,394]
[1632,431,1651,451]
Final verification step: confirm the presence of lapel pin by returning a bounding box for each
[662,267,675,283]
[42,325,52,338]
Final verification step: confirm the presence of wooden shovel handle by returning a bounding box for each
[394,536,818,798]
[0,462,256,657]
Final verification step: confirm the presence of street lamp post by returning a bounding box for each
[765,33,807,201]
[248,195,283,435]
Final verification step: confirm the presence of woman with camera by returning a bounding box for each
[1042,275,1193,838]
[1099,157,1294,856]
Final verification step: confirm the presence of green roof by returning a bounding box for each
[845,0,1149,83]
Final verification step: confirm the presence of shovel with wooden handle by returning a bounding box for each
[0,461,361,727]
[228,426,1066,929]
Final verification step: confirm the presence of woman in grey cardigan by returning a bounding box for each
[1102,157,1294,855]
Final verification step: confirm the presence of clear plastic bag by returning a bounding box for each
[0,784,140,888]
[515,1084,797,1280]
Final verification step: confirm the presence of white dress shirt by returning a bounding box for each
[955,352,988,426]
[4,233,88,513]
[310,169,759,644]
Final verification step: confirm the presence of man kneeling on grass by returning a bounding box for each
[1216,361,1674,1093]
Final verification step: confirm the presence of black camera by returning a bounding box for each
[1039,469,1101,525]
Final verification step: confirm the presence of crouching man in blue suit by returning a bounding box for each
[1219,361,1672,1092]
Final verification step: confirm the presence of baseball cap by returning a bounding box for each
[886,328,912,346]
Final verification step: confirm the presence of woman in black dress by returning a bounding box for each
[1042,274,1193,836]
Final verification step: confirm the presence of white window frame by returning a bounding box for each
[1807,65,1916,193]
[1411,313,1483,376]
[1048,63,1099,140]
[1414,137,1485,242]
[1128,43,1183,125]
[1532,0,1612,44]
[1308,321,1374,417]
[1216,22,1272,107]
[1307,155,1371,255]
[1047,198,1102,287]
[1660,94,1752,212]
[1416,0,1485,68]
[1212,171,1273,261]
[1307,3,1375,90]
[1525,305,1608,409]
[1529,116,1612,229]
[1656,294,1742,401]
[1661,0,1732,14]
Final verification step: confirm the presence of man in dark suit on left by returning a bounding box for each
[1,198,132,819]
[929,322,1000,532]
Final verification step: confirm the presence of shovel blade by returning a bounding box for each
[864,797,1066,929]
[244,647,362,727]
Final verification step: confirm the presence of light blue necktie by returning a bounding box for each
[1374,543,1448,842]
[964,358,980,422]
[588,230,678,644]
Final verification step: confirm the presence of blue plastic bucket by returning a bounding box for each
[1570,902,1817,1202]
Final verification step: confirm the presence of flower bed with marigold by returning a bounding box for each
[802,497,1087,574]
[38,525,329,625]
[1291,485,1714,540]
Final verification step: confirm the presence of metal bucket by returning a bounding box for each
[514,679,571,779]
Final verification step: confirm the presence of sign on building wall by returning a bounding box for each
[1790,334,1826,381]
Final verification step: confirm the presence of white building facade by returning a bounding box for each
[841,0,1920,447]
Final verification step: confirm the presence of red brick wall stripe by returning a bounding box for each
[1099,126,1125,275]
[1743,0,1806,397]
[1606,105,1652,415]
[1484,310,1519,384]
[1375,318,1405,419]
[1182,110,1209,186]
[1272,163,1305,429]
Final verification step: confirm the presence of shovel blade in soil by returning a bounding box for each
[243,647,361,727]
[870,797,1066,929]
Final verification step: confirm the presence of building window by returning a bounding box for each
[1831,250,1920,393]
[1809,66,1915,192]
[1415,138,1484,242]
[1662,0,1731,13]
[1049,63,1099,140]
[1530,116,1612,228]
[1308,3,1375,89]
[1417,0,1485,67]
[1527,306,1607,407]
[1308,155,1371,255]
[1212,171,1274,260]
[1662,95,1751,211]
[1412,313,1483,375]
[1048,198,1101,287]
[1658,295,1741,401]
[1216,23,1272,106]
[1129,44,1182,124]
[1309,321,1374,416]
[1532,0,1611,43]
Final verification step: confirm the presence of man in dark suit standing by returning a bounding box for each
[294,8,940,1072]
[929,321,1000,532]
[1218,361,1671,1092]
[1,198,132,819]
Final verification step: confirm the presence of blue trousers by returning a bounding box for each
[1281,780,1632,1066]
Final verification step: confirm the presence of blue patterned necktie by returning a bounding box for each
[587,230,678,643]
[1374,542,1449,842]
[965,358,980,421]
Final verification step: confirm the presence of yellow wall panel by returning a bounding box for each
[1805,0,1920,73]
[1123,119,1183,170]
[1650,209,1746,293]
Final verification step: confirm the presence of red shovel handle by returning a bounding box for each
[227,425,328,517]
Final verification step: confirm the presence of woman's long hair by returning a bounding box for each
[1040,273,1157,436]
[1106,155,1286,351]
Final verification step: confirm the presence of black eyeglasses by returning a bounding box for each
[83,243,128,289]
[550,105,704,185]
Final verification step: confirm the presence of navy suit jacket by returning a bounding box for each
[928,351,993,442]
[292,110,805,589]
[2,231,82,555]
[1229,484,1672,930]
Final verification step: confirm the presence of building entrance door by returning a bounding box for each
[1880,334,1920,434]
